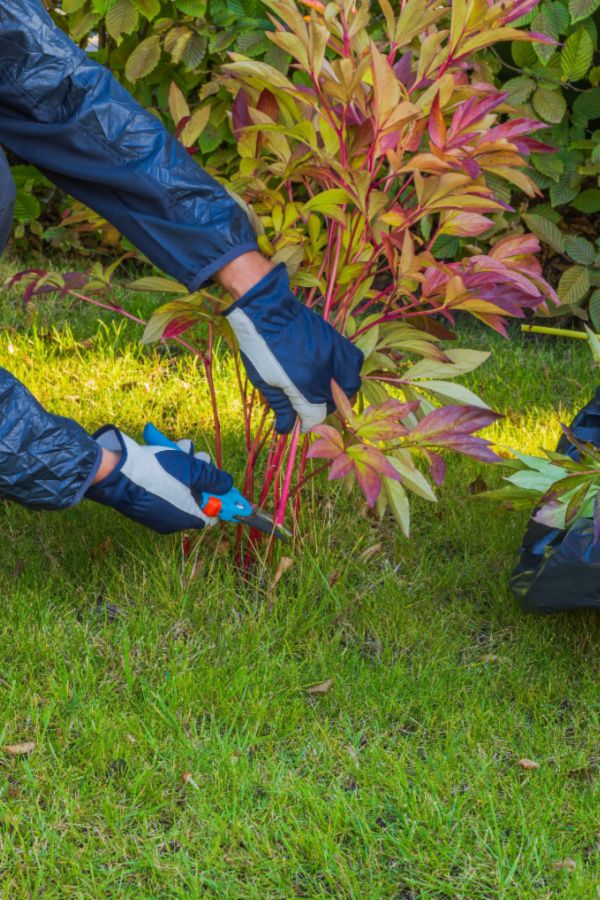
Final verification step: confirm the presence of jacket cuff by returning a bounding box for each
[188,241,260,292]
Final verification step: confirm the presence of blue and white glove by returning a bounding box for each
[224,263,364,434]
[86,426,233,534]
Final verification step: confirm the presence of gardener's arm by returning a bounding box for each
[0,0,363,432]
[0,367,232,533]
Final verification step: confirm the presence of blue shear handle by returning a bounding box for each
[202,486,253,522]
[143,423,253,522]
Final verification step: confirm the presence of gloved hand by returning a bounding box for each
[86,426,233,534]
[223,263,363,434]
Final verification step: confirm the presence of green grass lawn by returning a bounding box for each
[1,258,600,898]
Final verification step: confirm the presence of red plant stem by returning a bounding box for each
[202,361,222,469]
[67,290,208,362]
[243,405,270,500]
[293,435,311,519]
[275,421,301,525]
[351,284,396,319]
[233,353,252,452]
[323,224,344,321]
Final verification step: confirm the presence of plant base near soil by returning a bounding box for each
[1,263,600,897]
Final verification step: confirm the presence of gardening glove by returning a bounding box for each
[86,427,233,534]
[223,263,364,434]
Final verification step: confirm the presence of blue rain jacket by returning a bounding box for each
[0,0,258,510]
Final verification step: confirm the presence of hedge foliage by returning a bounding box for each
[9,0,600,326]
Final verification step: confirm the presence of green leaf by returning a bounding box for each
[550,171,582,206]
[13,190,41,223]
[125,34,161,82]
[303,189,352,224]
[573,88,600,121]
[557,264,591,304]
[565,235,595,264]
[532,87,567,123]
[523,212,566,253]
[132,0,160,19]
[532,152,564,182]
[532,9,559,64]
[106,0,138,40]
[561,28,593,82]
[127,276,188,293]
[411,380,491,409]
[384,477,410,537]
[512,41,537,68]
[588,289,600,330]
[174,0,207,14]
[572,189,600,212]
[503,76,536,106]
[569,0,600,22]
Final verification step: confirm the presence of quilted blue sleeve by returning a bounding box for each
[0,0,258,290]
[0,367,101,510]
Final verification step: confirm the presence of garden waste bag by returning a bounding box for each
[511,387,600,613]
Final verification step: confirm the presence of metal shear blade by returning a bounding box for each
[235,508,291,542]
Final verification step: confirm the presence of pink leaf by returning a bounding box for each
[307,425,344,460]
[426,451,446,486]
[411,405,501,442]
[331,379,356,425]
[329,453,353,480]
[232,89,251,138]
[355,464,382,507]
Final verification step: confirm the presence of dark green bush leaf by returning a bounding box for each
[565,235,596,263]
[523,212,566,252]
[569,0,600,23]
[572,188,600,211]
[557,264,591,303]
[589,289,600,328]
[561,29,594,82]
[532,87,567,123]
[504,76,536,105]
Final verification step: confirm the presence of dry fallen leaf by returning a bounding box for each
[358,543,382,563]
[181,771,199,789]
[307,678,333,695]
[518,758,540,770]
[552,859,576,871]
[328,570,340,587]
[5,741,35,756]
[272,556,294,588]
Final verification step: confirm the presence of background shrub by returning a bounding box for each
[495,1,600,324]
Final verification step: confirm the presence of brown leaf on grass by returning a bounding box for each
[358,543,382,563]
[518,758,540,770]
[552,859,576,871]
[5,741,35,756]
[272,556,294,588]
[92,536,112,559]
[307,678,333,695]
[328,570,340,587]
[181,771,199,789]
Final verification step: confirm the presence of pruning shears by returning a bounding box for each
[143,423,290,542]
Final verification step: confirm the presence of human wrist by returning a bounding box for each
[214,251,274,304]
[92,448,121,485]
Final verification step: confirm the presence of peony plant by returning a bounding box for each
[13,0,559,551]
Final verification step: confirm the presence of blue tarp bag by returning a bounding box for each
[511,388,600,613]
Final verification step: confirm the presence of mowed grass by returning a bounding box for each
[1,258,600,898]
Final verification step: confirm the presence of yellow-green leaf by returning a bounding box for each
[125,35,161,82]
[557,265,590,305]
